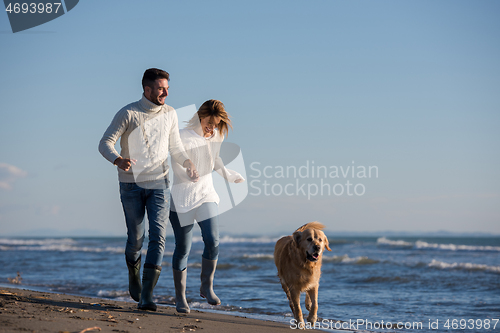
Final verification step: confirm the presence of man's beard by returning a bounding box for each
[152,96,165,105]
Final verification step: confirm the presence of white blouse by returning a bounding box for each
[170,128,243,213]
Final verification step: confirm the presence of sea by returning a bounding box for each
[1,234,499,332]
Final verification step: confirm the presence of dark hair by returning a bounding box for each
[142,68,170,90]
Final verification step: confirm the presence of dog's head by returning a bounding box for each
[293,222,332,263]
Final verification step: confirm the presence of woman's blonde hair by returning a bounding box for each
[186,99,232,137]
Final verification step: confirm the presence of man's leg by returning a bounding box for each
[144,185,170,268]
[138,181,170,311]
[119,182,146,302]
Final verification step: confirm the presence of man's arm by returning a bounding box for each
[98,109,130,167]
[168,110,199,181]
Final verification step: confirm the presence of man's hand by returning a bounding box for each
[183,159,199,182]
[114,157,137,171]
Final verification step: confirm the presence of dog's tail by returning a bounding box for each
[295,221,325,232]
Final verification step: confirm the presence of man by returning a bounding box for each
[99,68,198,311]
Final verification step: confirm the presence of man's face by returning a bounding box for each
[144,78,169,105]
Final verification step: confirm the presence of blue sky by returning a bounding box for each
[1,0,499,236]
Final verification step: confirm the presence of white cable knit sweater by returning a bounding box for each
[99,95,189,183]
[171,128,243,213]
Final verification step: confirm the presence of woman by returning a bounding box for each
[169,99,245,314]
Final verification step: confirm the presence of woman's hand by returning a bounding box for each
[183,159,199,182]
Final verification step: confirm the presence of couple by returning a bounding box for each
[98,68,244,314]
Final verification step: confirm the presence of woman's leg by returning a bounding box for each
[170,208,196,313]
[195,202,221,305]
[196,203,220,261]
[170,210,195,271]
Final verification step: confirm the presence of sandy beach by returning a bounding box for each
[0,287,291,333]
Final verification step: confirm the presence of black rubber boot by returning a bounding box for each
[126,256,142,302]
[138,266,161,311]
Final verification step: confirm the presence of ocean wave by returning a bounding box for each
[187,262,202,268]
[200,236,281,244]
[428,259,500,274]
[189,301,245,313]
[0,238,76,246]
[239,252,381,264]
[0,239,124,254]
[15,245,125,253]
[242,254,274,260]
[188,301,285,318]
[324,254,379,265]
[215,263,237,270]
[97,290,130,298]
[377,237,413,247]
[377,237,500,252]
[416,241,500,252]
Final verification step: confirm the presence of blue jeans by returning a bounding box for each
[170,202,219,271]
[120,180,170,269]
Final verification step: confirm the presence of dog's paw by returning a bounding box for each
[296,320,306,330]
[307,314,317,325]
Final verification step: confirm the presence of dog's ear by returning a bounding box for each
[325,236,332,251]
[293,231,302,246]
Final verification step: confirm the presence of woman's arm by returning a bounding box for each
[213,155,245,183]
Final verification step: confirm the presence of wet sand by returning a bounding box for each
[0,287,291,333]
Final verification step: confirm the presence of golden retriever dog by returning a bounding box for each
[274,222,331,328]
